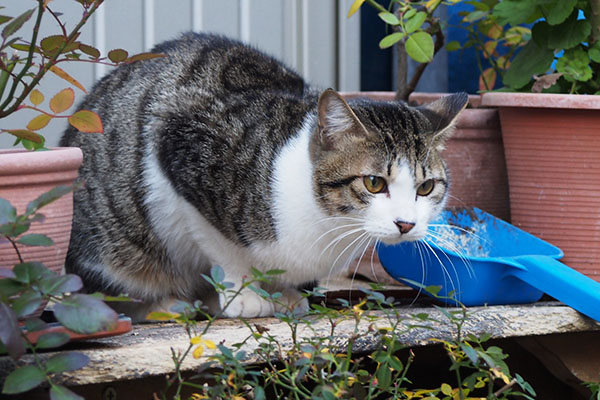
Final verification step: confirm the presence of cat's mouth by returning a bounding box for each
[377,231,426,246]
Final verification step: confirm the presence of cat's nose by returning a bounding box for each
[394,220,415,234]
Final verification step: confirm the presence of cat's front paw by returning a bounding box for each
[220,289,275,318]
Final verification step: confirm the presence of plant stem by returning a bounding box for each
[0,0,103,118]
[400,21,445,100]
[5,236,24,264]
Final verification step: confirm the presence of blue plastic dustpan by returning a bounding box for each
[377,208,600,322]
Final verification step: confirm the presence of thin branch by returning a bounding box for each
[5,236,24,264]
[0,0,104,118]
[400,21,445,100]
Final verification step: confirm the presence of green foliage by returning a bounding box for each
[150,269,538,400]
[0,0,164,149]
[347,0,461,99]
[452,0,600,94]
[0,188,118,397]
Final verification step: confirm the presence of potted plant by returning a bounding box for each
[463,0,600,283]
[0,1,161,397]
[0,0,162,276]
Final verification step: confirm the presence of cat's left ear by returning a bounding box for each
[418,92,469,150]
[317,89,369,150]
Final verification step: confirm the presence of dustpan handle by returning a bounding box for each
[510,255,600,322]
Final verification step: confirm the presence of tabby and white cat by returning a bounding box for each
[60,32,468,320]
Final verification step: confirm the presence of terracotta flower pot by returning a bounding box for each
[481,92,600,283]
[0,147,83,276]
[342,92,510,283]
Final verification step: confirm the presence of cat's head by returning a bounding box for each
[310,89,468,245]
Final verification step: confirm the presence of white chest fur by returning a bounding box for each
[142,116,366,294]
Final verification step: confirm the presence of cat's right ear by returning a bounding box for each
[317,89,368,150]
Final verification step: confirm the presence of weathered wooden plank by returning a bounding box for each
[2,303,598,387]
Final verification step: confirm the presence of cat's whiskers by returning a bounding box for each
[325,231,370,287]
[419,239,459,300]
[319,227,366,259]
[425,230,475,278]
[347,237,375,298]
[308,222,365,251]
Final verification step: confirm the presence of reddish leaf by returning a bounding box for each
[79,43,100,59]
[108,48,128,63]
[479,68,497,91]
[49,88,75,114]
[2,8,34,39]
[29,89,44,106]
[532,73,563,93]
[26,114,52,131]
[68,110,103,133]
[2,129,43,143]
[125,52,167,63]
[50,65,87,93]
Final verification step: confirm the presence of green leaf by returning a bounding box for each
[265,269,287,276]
[17,233,54,247]
[2,365,45,394]
[53,294,118,334]
[0,302,24,360]
[107,48,128,63]
[463,10,487,23]
[24,318,48,333]
[404,11,427,34]
[503,40,554,89]
[0,220,30,237]
[547,11,591,50]
[39,274,83,296]
[254,386,266,400]
[45,352,89,373]
[12,290,43,318]
[25,185,73,216]
[1,8,34,39]
[40,35,65,53]
[378,11,400,26]
[492,0,536,26]
[540,0,576,25]
[405,32,434,63]
[50,384,84,400]
[557,46,593,82]
[375,361,392,389]
[0,278,26,297]
[0,198,16,225]
[460,343,479,364]
[379,32,405,49]
[13,262,54,284]
[36,332,70,350]
[0,15,11,25]
[210,265,225,284]
[589,41,600,63]
[446,40,461,51]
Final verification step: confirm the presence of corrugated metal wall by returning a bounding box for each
[0,0,360,147]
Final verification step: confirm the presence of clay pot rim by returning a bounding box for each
[0,147,83,176]
[342,91,484,108]
[480,92,600,110]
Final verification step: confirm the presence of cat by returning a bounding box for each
[60,32,468,321]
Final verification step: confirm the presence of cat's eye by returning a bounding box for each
[417,179,435,196]
[363,176,387,194]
